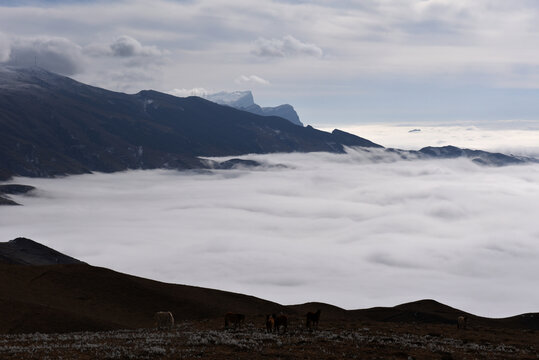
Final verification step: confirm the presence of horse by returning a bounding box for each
[265,314,275,333]
[457,315,467,329]
[224,312,245,329]
[273,313,288,334]
[306,309,321,329]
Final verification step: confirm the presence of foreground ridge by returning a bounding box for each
[0,237,537,335]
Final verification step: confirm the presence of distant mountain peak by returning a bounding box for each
[204,90,304,126]
[205,90,255,108]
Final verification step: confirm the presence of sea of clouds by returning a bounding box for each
[321,121,539,157]
[1,145,538,318]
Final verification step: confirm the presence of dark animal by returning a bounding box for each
[457,315,467,329]
[306,309,321,329]
[224,312,245,329]
[154,311,174,329]
[273,313,288,334]
[265,314,275,333]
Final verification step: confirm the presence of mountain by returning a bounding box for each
[417,145,533,166]
[0,184,35,205]
[0,237,84,265]
[205,90,304,126]
[0,66,380,181]
[0,238,537,334]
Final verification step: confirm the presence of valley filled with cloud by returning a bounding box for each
[1,148,538,318]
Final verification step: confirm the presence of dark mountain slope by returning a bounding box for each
[0,237,83,265]
[0,184,35,206]
[417,145,530,166]
[0,238,538,334]
[0,263,287,334]
[0,67,381,180]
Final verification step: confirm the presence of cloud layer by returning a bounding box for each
[324,123,539,157]
[0,33,10,62]
[252,35,323,58]
[1,150,538,318]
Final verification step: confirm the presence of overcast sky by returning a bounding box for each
[2,0,539,125]
[2,151,538,317]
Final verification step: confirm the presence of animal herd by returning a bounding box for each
[153,310,471,332]
[152,309,322,332]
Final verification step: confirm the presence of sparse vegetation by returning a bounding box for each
[0,320,536,360]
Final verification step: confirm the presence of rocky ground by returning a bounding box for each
[1,317,537,360]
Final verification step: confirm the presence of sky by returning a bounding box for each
[1,150,539,318]
[2,0,539,125]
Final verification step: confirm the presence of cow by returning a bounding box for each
[224,312,245,329]
[154,311,174,329]
[306,309,321,329]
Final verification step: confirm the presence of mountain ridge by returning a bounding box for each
[0,66,535,183]
[0,66,380,181]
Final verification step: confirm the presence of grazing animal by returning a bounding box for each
[265,314,275,333]
[273,313,288,334]
[457,315,467,329]
[154,311,174,329]
[306,309,321,329]
[224,312,245,329]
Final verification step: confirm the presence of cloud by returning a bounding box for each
[4,0,539,121]
[1,148,539,318]
[234,74,270,85]
[252,35,323,58]
[168,87,210,97]
[0,33,10,62]
[5,36,84,75]
[85,36,162,58]
[322,123,539,157]
[110,35,162,57]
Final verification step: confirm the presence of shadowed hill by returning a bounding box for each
[0,263,287,334]
[0,238,538,334]
[0,184,35,206]
[0,237,84,265]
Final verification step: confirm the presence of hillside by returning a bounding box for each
[0,238,537,335]
[0,66,380,181]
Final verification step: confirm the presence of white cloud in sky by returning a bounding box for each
[1,149,538,318]
[84,36,164,61]
[168,87,210,97]
[234,74,270,85]
[109,35,162,57]
[5,36,84,75]
[252,35,323,58]
[0,33,10,62]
